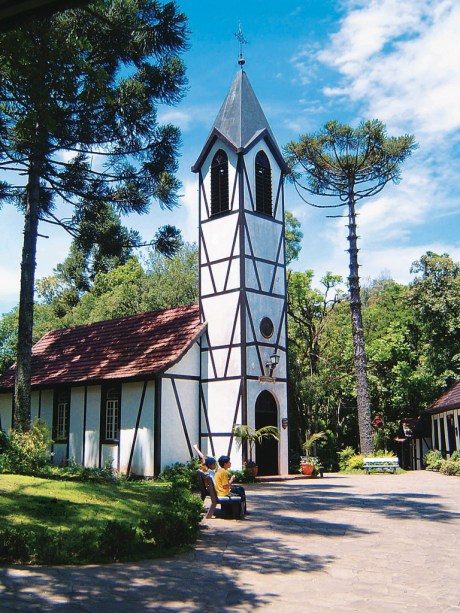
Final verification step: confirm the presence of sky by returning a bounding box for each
[1,0,460,314]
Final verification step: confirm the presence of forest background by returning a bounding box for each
[1,221,459,470]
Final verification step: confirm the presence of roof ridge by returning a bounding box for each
[43,302,200,336]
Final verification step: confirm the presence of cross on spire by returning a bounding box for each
[234,23,248,67]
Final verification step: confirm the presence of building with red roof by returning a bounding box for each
[0,304,205,476]
[426,382,460,459]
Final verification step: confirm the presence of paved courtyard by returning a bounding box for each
[1,470,459,612]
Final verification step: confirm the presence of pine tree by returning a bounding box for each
[0,0,188,429]
[285,120,416,454]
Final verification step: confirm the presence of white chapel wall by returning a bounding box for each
[0,392,12,430]
[84,385,101,468]
[68,386,85,464]
[160,343,201,470]
[119,380,155,477]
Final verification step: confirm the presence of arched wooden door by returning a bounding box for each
[255,390,278,475]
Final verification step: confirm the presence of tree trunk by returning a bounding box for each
[14,162,41,431]
[347,191,374,455]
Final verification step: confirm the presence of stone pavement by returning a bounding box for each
[1,471,459,612]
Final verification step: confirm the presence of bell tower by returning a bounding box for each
[192,66,289,475]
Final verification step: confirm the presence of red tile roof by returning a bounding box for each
[0,304,204,390]
[428,381,460,413]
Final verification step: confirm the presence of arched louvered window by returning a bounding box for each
[210,149,229,216]
[255,151,272,216]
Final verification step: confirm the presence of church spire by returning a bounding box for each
[234,23,247,68]
[192,70,288,173]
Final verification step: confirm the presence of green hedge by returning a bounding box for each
[338,448,397,472]
[424,450,460,476]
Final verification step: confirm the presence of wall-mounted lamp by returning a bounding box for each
[266,351,280,377]
[281,417,288,430]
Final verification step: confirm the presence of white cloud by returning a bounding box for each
[289,0,460,287]
[317,0,460,142]
[319,0,433,68]
[158,109,194,131]
[283,119,305,133]
[296,225,460,287]
[0,267,19,301]
[177,178,199,244]
[360,241,460,285]
[289,6,303,18]
[356,165,435,244]
[290,46,320,85]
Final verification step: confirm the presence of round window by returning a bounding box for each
[260,317,274,339]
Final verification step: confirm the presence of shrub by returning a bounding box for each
[0,488,203,565]
[373,428,386,452]
[338,448,398,472]
[346,454,365,471]
[337,447,356,471]
[373,450,397,458]
[57,458,118,483]
[230,468,257,484]
[0,522,139,565]
[96,520,142,562]
[0,478,204,564]
[423,450,444,471]
[139,483,203,548]
[440,459,460,476]
[0,526,32,563]
[0,420,52,475]
[156,459,200,489]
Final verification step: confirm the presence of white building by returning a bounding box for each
[426,382,460,458]
[0,68,289,476]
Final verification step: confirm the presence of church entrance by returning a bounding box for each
[255,390,278,475]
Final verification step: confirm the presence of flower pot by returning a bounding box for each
[301,463,315,476]
[249,465,258,477]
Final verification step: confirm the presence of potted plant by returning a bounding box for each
[233,425,280,476]
[301,431,326,476]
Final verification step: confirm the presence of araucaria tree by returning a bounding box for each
[0,1,188,430]
[285,120,417,454]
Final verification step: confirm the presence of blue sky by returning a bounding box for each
[1,0,460,313]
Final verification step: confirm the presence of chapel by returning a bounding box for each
[0,66,289,476]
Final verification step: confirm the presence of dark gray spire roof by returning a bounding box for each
[213,70,276,150]
[192,70,288,173]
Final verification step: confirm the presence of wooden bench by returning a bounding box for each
[196,470,244,520]
[363,457,399,474]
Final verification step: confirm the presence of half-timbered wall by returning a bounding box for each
[198,136,289,473]
[0,338,201,477]
[159,340,201,470]
[431,409,460,457]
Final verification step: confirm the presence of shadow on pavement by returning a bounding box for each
[249,480,460,524]
[1,474,458,611]
[0,524,335,611]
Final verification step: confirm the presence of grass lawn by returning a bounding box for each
[0,474,168,533]
[0,474,205,564]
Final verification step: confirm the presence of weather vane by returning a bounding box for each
[234,23,248,67]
